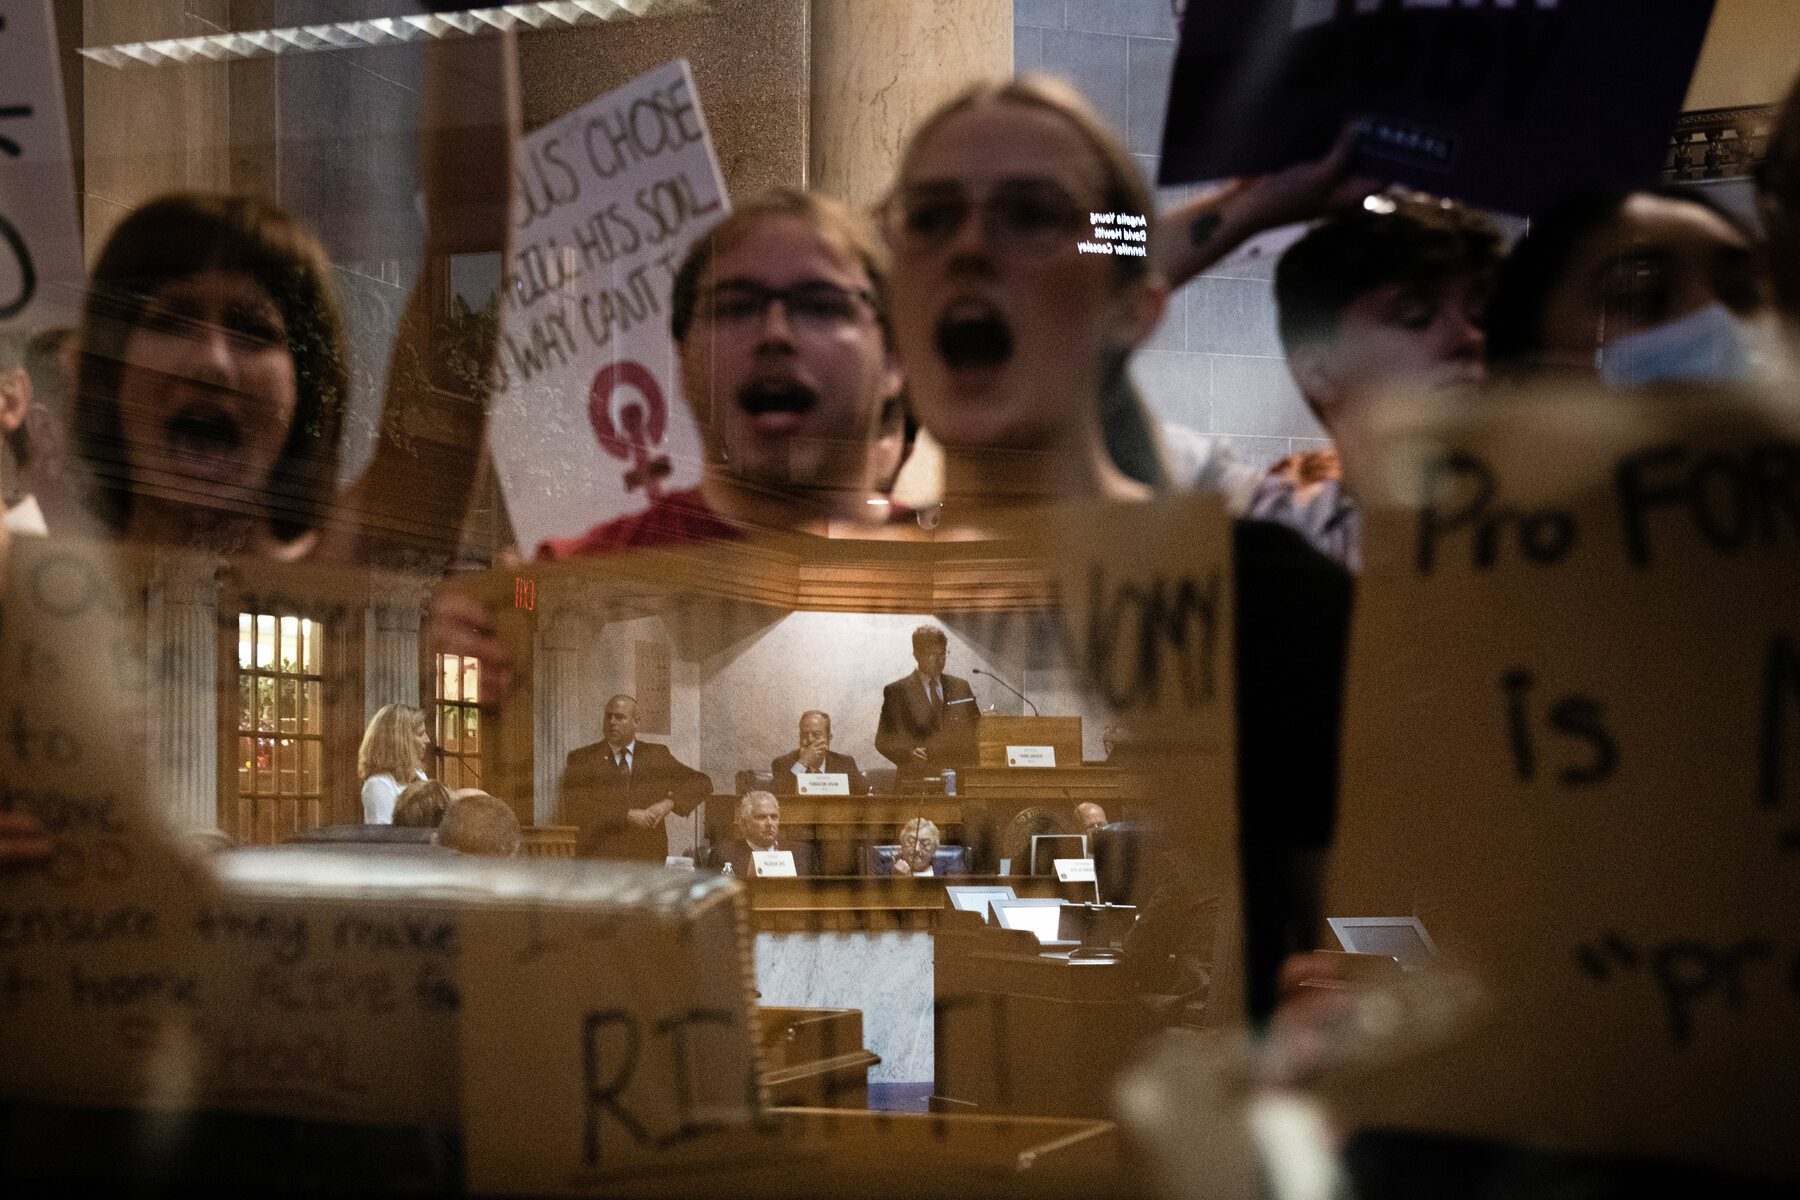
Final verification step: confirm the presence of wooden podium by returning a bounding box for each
[976,715,1083,768]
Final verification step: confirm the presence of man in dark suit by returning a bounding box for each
[875,625,978,774]
[771,710,872,795]
[705,791,817,876]
[560,694,712,860]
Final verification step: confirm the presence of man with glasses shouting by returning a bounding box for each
[538,188,911,556]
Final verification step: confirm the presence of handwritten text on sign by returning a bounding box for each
[1328,391,1800,1180]
[487,59,729,555]
[0,0,83,327]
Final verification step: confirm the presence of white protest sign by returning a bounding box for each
[488,59,728,555]
[0,0,83,329]
[795,772,849,796]
[1054,858,1096,884]
[752,849,796,878]
[1006,745,1056,768]
[1326,387,1800,1180]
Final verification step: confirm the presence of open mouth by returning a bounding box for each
[738,379,818,419]
[934,300,1014,371]
[164,402,244,459]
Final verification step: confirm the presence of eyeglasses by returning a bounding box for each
[695,281,880,332]
[882,180,1090,257]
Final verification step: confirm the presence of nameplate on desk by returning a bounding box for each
[1054,858,1096,883]
[1006,745,1056,768]
[753,850,797,877]
[796,772,850,795]
[664,855,695,869]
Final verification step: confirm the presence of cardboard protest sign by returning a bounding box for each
[1042,495,1241,1019]
[458,862,762,1193]
[1,538,764,1165]
[1159,0,1716,214]
[1326,386,1800,1179]
[487,59,729,556]
[0,0,83,329]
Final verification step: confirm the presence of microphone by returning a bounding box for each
[971,668,1039,717]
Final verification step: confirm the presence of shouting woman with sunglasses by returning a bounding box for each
[881,76,1171,527]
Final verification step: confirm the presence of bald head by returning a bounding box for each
[1076,802,1108,837]
[603,694,638,750]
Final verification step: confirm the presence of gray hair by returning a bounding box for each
[737,790,779,822]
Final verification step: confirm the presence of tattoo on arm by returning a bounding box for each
[1189,211,1223,249]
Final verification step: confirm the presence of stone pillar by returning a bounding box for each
[808,1,1013,212]
[147,552,221,833]
[534,605,592,827]
[364,576,425,724]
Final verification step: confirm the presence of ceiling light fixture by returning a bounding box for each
[78,0,702,69]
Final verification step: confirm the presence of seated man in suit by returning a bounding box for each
[1076,802,1109,838]
[771,710,872,795]
[560,694,712,861]
[888,817,949,877]
[875,625,978,776]
[706,790,816,877]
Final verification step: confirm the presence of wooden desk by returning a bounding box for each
[713,776,1135,875]
[933,917,1156,1118]
[745,875,1090,932]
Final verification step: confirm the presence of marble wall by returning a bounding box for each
[754,931,935,1083]
[808,0,1013,212]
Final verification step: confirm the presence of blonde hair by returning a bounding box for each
[435,791,521,857]
[890,74,1156,283]
[358,703,425,782]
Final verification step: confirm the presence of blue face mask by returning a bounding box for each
[1596,302,1780,389]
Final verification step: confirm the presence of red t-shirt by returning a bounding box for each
[535,488,746,560]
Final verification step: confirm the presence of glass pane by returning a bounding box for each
[279,739,296,795]
[303,682,321,735]
[256,677,277,733]
[440,654,459,702]
[238,675,252,733]
[257,615,276,669]
[301,618,319,674]
[443,708,461,753]
[464,706,480,748]
[237,613,252,668]
[465,659,479,705]
[279,679,298,734]
[278,617,296,673]
[302,740,320,796]
[256,737,275,797]
[238,736,254,790]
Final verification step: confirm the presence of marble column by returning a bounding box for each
[533,603,593,827]
[808,0,1013,212]
[364,576,425,724]
[147,552,221,833]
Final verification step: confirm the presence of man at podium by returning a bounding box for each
[875,625,978,776]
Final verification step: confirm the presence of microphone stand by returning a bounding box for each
[971,667,1039,716]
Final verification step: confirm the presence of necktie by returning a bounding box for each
[615,748,629,776]
[931,678,943,721]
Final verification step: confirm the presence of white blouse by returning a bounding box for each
[362,769,428,824]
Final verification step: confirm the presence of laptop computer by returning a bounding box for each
[1326,916,1436,968]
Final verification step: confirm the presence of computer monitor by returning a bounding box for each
[992,898,1070,945]
[1326,916,1437,968]
[945,885,1017,923]
[1029,833,1087,876]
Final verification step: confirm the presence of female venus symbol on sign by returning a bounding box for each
[588,361,673,503]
